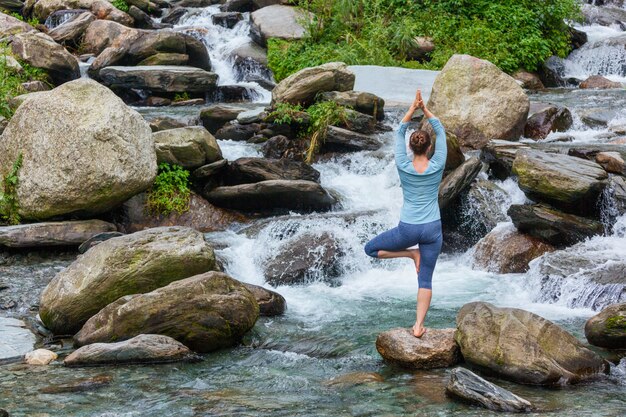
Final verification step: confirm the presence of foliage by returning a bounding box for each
[0,44,50,119]
[0,153,23,225]
[145,163,191,216]
[111,0,129,13]
[173,92,191,102]
[268,0,581,80]
[265,102,304,125]
[6,11,39,26]
[304,101,348,163]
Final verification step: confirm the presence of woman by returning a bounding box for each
[364,89,446,338]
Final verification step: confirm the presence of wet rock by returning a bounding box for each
[40,227,217,335]
[272,62,355,107]
[74,272,259,352]
[428,54,529,150]
[582,3,626,27]
[438,157,482,210]
[212,12,243,28]
[138,52,189,66]
[250,5,309,46]
[226,157,320,184]
[446,367,533,413]
[8,31,79,84]
[607,175,626,216]
[149,116,188,132]
[33,0,132,25]
[0,11,35,37]
[40,374,113,394]
[512,150,608,215]
[524,106,573,140]
[581,109,619,128]
[585,303,626,349]
[64,334,196,366]
[100,66,218,93]
[338,108,376,134]
[376,328,460,369]
[206,180,336,213]
[0,79,156,220]
[243,283,286,316]
[473,224,555,274]
[324,372,384,387]
[508,204,604,247]
[191,159,229,182]
[480,140,529,180]
[220,0,253,12]
[322,126,382,153]
[0,317,36,361]
[580,75,622,89]
[261,135,305,160]
[78,232,124,254]
[153,126,222,170]
[596,151,625,175]
[127,5,162,30]
[24,349,57,365]
[47,11,95,47]
[0,220,117,248]
[570,26,588,49]
[200,104,248,133]
[237,107,267,124]
[462,180,509,233]
[318,90,385,121]
[264,232,344,286]
[215,121,262,141]
[513,70,545,90]
[455,302,608,385]
[117,192,247,234]
[232,40,268,67]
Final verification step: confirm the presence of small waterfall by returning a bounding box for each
[174,6,273,103]
[563,33,626,82]
[44,10,85,30]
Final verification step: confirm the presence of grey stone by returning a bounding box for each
[100,66,218,93]
[0,220,117,248]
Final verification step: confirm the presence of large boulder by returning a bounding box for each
[0,79,156,220]
[508,204,604,247]
[74,272,259,353]
[48,11,95,46]
[427,55,530,150]
[472,224,555,274]
[0,220,116,248]
[584,303,626,349]
[31,0,133,26]
[225,157,320,185]
[446,368,533,413]
[64,334,196,367]
[524,105,573,140]
[153,127,222,170]
[0,11,36,36]
[8,31,80,84]
[455,302,608,385]
[99,66,218,93]
[264,232,344,286]
[322,126,382,153]
[206,180,337,213]
[376,328,460,369]
[272,62,355,107]
[438,157,482,210]
[318,91,385,121]
[250,5,308,46]
[117,192,247,233]
[39,227,217,335]
[512,150,608,215]
[480,140,529,180]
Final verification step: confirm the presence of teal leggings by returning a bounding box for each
[364,220,443,289]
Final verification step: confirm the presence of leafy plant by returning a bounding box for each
[173,92,191,102]
[304,101,348,163]
[111,0,129,13]
[145,163,191,216]
[265,102,304,125]
[8,12,39,26]
[0,153,23,225]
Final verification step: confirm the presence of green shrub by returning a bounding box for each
[265,102,304,125]
[0,153,23,225]
[111,0,129,13]
[173,92,191,102]
[145,163,191,216]
[304,101,348,163]
[268,0,581,80]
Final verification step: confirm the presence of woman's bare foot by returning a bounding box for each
[410,249,421,273]
[412,324,426,338]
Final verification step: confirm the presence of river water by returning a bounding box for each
[1,5,625,417]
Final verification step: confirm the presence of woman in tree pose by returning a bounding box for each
[364,89,447,338]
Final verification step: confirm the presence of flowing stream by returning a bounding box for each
[0,3,625,417]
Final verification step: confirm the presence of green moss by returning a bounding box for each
[145,163,191,216]
[605,316,626,331]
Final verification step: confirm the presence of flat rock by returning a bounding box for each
[24,349,58,365]
[64,334,196,367]
[585,303,626,349]
[153,126,222,169]
[0,220,117,248]
[446,367,533,413]
[376,328,460,369]
[40,226,217,335]
[455,302,608,385]
[480,140,530,180]
[322,126,382,152]
[78,232,124,254]
[100,66,218,93]
[225,157,321,185]
[0,317,36,362]
[74,272,259,353]
[206,180,336,213]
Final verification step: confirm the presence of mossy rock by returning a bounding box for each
[585,303,626,349]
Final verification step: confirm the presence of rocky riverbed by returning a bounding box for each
[1,0,626,416]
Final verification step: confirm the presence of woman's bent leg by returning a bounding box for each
[364,224,421,271]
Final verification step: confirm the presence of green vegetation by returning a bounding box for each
[146,163,191,216]
[305,101,348,163]
[6,11,40,27]
[0,44,50,119]
[111,0,130,13]
[173,92,191,102]
[268,0,581,81]
[0,153,23,225]
[265,102,304,125]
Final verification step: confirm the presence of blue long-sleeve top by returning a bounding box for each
[394,118,447,224]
